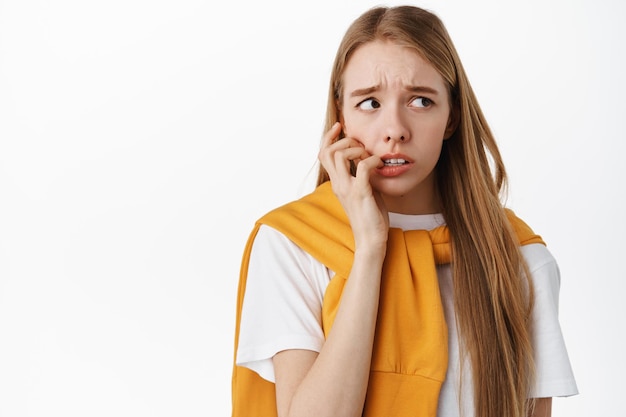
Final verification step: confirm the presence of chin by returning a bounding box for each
[373,176,437,208]
[372,183,417,200]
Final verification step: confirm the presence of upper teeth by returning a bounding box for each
[384,158,407,166]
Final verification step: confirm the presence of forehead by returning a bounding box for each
[342,40,445,93]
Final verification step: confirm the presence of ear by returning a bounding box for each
[336,99,344,123]
[444,105,460,139]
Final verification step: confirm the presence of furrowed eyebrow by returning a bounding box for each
[349,85,441,98]
[406,85,440,95]
[349,86,379,98]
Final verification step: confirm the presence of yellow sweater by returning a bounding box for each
[231,182,544,416]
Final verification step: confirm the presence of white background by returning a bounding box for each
[0,0,624,415]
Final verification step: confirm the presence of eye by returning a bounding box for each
[357,98,380,110]
[410,97,433,108]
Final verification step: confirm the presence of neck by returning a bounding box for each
[380,177,441,215]
[383,195,441,215]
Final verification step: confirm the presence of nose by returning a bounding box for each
[386,134,406,142]
[383,108,410,143]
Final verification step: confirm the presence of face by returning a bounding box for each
[340,40,455,214]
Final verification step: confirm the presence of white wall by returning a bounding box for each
[0,0,623,415]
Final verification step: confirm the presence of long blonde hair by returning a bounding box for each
[317,6,535,417]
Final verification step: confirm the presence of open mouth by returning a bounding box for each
[382,158,409,167]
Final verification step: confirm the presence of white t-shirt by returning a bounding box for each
[236,212,578,417]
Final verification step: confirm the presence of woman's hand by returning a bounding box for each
[318,122,389,252]
[274,123,389,417]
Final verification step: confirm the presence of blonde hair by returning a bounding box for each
[317,6,535,417]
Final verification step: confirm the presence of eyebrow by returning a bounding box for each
[406,85,440,95]
[350,86,379,98]
[349,85,440,98]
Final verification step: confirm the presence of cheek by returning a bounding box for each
[342,123,370,147]
[420,114,451,139]
[340,110,367,139]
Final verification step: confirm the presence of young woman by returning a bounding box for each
[232,5,577,417]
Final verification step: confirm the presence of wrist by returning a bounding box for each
[353,244,387,265]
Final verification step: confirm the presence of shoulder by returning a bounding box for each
[520,243,559,275]
[254,183,354,278]
[521,243,561,289]
[520,243,563,308]
[251,225,315,266]
[258,182,347,229]
[250,225,331,286]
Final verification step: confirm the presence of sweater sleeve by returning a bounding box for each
[236,225,331,382]
[523,243,579,398]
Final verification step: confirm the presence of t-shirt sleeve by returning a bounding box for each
[236,225,330,383]
[523,244,579,398]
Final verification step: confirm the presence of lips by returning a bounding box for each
[380,154,413,165]
[382,158,409,167]
[377,154,413,177]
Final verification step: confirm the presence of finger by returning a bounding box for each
[321,137,366,167]
[322,136,363,156]
[332,147,371,175]
[318,123,343,172]
[320,122,342,149]
[322,146,367,184]
[354,155,383,186]
[319,136,366,176]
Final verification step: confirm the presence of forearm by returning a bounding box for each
[282,247,385,417]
